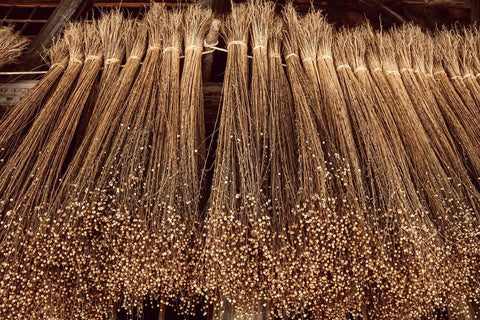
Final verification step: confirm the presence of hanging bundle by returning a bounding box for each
[340,27,445,319]
[371,30,479,317]
[173,4,212,303]
[44,17,148,320]
[416,29,480,183]
[0,21,105,319]
[204,2,275,315]
[283,6,374,318]
[49,6,164,316]
[0,23,84,217]
[266,16,302,317]
[0,39,68,166]
[0,26,28,69]
[0,3,478,320]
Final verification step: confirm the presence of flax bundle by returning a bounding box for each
[369,31,479,317]
[240,2,274,313]
[82,11,126,138]
[266,17,302,318]
[343,28,446,319]
[17,21,102,317]
[0,23,84,217]
[178,6,212,218]
[45,6,165,317]
[41,19,148,320]
[172,5,212,304]
[0,21,105,319]
[0,33,83,317]
[437,31,480,129]
[0,26,28,69]
[131,8,184,309]
[284,10,355,319]
[0,39,68,166]
[204,3,273,315]
[415,30,480,183]
[284,7,376,318]
[283,15,328,317]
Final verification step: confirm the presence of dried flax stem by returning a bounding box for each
[0,23,84,217]
[345,28,442,319]
[56,4,167,315]
[419,30,480,183]
[373,31,479,317]
[175,4,212,302]
[204,3,268,316]
[267,17,301,318]
[0,26,28,69]
[0,39,68,166]
[82,10,126,139]
[51,18,148,320]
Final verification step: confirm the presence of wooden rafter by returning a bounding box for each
[472,0,480,23]
[17,0,89,70]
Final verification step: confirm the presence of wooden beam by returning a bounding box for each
[92,2,190,7]
[361,0,407,22]
[211,0,231,14]
[471,0,480,24]
[18,0,90,70]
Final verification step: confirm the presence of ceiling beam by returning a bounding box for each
[18,0,90,71]
[472,0,480,23]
